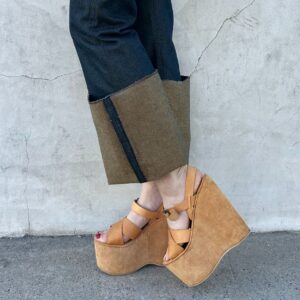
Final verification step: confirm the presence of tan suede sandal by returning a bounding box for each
[94,200,168,275]
[163,166,250,287]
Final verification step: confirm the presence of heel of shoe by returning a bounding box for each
[166,174,250,287]
[200,175,250,247]
[147,217,168,266]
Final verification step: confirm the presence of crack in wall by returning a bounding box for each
[22,91,37,236]
[190,0,256,76]
[0,70,81,81]
[0,165,13,172]
[23,134,31,235]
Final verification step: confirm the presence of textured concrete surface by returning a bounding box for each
[0,232,299,299]
[0,0,300,236]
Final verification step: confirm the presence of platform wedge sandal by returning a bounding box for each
[94,199,168,275]
[163,166,250,287]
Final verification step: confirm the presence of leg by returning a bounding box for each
[70,0,165,243]
[91,0,190,243]
[69,0,190,271]
[134,2,250,285]
[133,2,200,262]
[134,3,197,250]
[130,0,192,232]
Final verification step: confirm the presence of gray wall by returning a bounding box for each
[0,0,299,236]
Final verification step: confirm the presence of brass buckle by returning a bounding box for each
[163,208,179,221]
[163,209,170,217]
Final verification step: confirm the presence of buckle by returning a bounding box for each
[163,208,180,221]
[163,209,171,218]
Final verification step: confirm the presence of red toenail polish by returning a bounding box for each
[95,232,101,239]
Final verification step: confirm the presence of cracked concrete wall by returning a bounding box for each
[0,0,299,236]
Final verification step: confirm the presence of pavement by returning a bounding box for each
[0,232,299,300]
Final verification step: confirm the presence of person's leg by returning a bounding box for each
[134,1,250,283]
[70,0,167,243]
[69,0,250,283]
[134,2,198,251]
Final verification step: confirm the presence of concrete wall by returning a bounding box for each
[0,0,299,237]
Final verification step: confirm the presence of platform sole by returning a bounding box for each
[95,217,168,276]
[165,175,250,287]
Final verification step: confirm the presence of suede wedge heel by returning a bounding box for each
[94,200,168,275]
[163,166,250,287]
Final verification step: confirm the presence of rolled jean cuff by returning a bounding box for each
[89,70,190,184]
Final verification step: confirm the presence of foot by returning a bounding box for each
[95,181,163,243]
[155,165,203,261]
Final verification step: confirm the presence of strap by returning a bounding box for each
[174,166,197,212]
[184,166,197,202]
[163,207,180,221]
[105,199,162,245]
[131,199,161,220]
[106,219,124,245]
[106,217,142,245]
[166,229,190,260]
[164,166,197,221]
[169,228,190,244]
[122,218,142,240]
[164,166,198,260]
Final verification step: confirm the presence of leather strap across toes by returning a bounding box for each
[104,199,162,246]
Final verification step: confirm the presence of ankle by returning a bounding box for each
[156,165,203,210]
[156,165,188,208]
[167,211,190,230]
[126,182,162,229]
[137,181,163,211]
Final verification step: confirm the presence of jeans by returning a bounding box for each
[69,0,190,184]
[69,0,181,101]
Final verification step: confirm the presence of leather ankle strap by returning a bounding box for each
[164,166,197,220]
[131,199,161,220]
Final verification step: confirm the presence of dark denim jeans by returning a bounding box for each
[69,0,181,101]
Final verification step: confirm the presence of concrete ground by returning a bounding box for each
[0,232,299,300]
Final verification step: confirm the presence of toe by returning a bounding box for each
[99,231,108,243]
[163,253,169,262]
[95,230,108,243]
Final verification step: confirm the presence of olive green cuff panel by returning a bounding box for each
[89,71,190,184]
[162,76,191,160]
